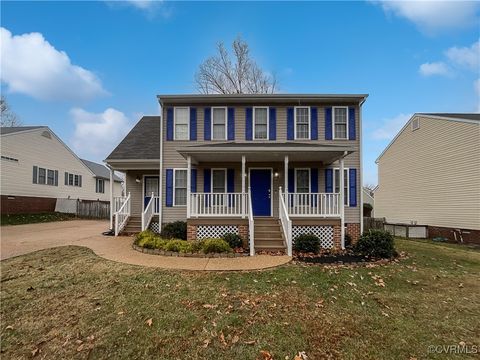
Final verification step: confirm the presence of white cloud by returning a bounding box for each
[445,40,480,70]
[105,0,169,18]
[418,61,450,77]
[371,113,412,140]
[124,0,157,10]
[0,27,107,101]
[71,108,132,161]
[372,1,480,34]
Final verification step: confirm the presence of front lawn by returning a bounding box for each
[0,212,76,226]
[1,239,479,359]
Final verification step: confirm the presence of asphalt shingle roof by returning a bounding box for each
[0,126,46,135]
[106,116,160,160]
[80,159,122,182]
[419,113,480,121]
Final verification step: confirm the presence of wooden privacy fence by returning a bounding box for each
[76,200,110,219]
[363,217,385,232]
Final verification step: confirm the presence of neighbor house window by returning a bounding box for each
[65,172,82,187]
[174,107,189,140]
[33,166,58,186]
[334,168,349,206]
[212,107,227,140]
[173,169,187,206]
[295,107,310,139]
[96,178,105,193]
[253,107,268,140]
[333,107,348,139]
[295,169,310,193]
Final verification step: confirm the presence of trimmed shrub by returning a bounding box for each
[293,234,321,253]
[161,221,187,240]
[222,233,243,249]
[135,230,159,249]
[164,239,192,253]
[354,230,396,259]
[202,238,232,254]
[190,240,206,253]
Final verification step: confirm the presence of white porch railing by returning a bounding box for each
[247,187,255,256]
[279,187,292,256]
[285,192,340,217]
[142,193,160,231]
[114,192,131,236]
[190,192,248,218]
[113,196,127,213]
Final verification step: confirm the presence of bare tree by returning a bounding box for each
[364,183,377,196]
[1,96,21,127]
[195,37,277,94]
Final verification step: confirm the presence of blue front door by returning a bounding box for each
[250,169,271,216]
[144,176,159,210]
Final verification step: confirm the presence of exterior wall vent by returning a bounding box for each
[41,130,52,139]
[411,118,420,131]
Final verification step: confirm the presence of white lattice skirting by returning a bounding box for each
[292,225,334,249]
[149,222,160,234]
[197,225,239,239]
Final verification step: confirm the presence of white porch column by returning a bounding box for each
[187,156,191,219]
[284,155,289,194]
[109,166,114,230]
[339,156,345,249]
[241,155,246,218]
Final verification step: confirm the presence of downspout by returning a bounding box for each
[106,163,114,231]
[359,99,364,235]
[158,102,164,229]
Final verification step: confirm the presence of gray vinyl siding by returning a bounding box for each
[375,116,480,230]
[161,103,361,224]
[125,170,160,216]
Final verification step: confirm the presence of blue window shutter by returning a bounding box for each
[227,169,234,192]
[325,107,333,140]
[269,107,276,140]
[349,168,357,207]
[166,169,173,207]
[311,107,318,140]
[191,169,197,192]
[245,107,253,140]
[287,107,294,140]
[310,168,318,192]
[166,108,174,141]
[203,169,211,192]
[227,107,235,140]
[325,169,333,192]
[288,169,295,193]
[204,108,211,140]
[348,107,356,140]
[190,108,197,140]
[32,166,38,184]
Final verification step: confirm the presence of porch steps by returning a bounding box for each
[121,215,142,235]
[254,218,286,253]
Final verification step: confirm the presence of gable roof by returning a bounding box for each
[81,159,122,182]
[0,126,46,135]
[376,113,480,163]
[106,116,160,160]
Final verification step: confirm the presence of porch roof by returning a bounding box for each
[177,142,355,163]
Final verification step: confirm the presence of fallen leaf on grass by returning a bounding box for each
[5,325,14,330]
[219,332,228,347]
[87,335,95,342]
[146,318,153,327]
[231,335,239,344]
[31,348,40,357]
[202,304,216,309]
[258,350,273,360]
[202,339,211,348]
[117,311,124,315]
[244,340,256,345]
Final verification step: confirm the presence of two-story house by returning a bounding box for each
[106,94,367,255]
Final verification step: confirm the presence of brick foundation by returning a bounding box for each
[1,195,56,215]
[187,224,197,241]
[346,223,361,244]
[428,226,480,245]
[238,224,249,248]
[333,225,341,249]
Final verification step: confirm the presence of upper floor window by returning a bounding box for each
[295,107,310,140]
[295,169,310,193]
[96,178,105,193]
[253,107,268,140]
[333,168,349,206]
[212,107,227,140]
[173,169,187,206]
[333,107,348,139]
[174,107,189,140]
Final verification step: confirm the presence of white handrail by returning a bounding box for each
[142,192,155,231]
[247,187,255,256]
[113,196,127,213]
[286,192,340,217]
[114,192,131,236]
[190,192,247,218]
[279,187,292,256]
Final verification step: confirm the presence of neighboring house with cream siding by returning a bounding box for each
[0,126,122,214]
[375,113,480,243]
[106,94,367,255]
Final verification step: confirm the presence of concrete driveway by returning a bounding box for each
[0,220,291,271]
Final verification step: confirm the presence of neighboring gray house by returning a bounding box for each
[363,187,374,217]
[106,94,368,255]
[375,113,480,243]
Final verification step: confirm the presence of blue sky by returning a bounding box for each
[1,0,479,185]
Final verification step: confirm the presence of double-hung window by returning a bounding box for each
[174,107,189,140]
[38,168,46,184]
[333,107,348,139]
[334,168,349,206]
[212,107,227,140]
[96,178,105,193]
[212,169,226,205]
[173,169,187,206]
[295,169,310,193]
[47,170,55,185]
[295,107,310,140]
[253,107,268,140]
[65,172,82,187]
[33,166,58,186]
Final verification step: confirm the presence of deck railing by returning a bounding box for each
[190,192,248,218]
[285,192,340,217]
[279,187,292,256]
[114,192,131,236]
[113,196,127,213]
[247,188,255,256]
